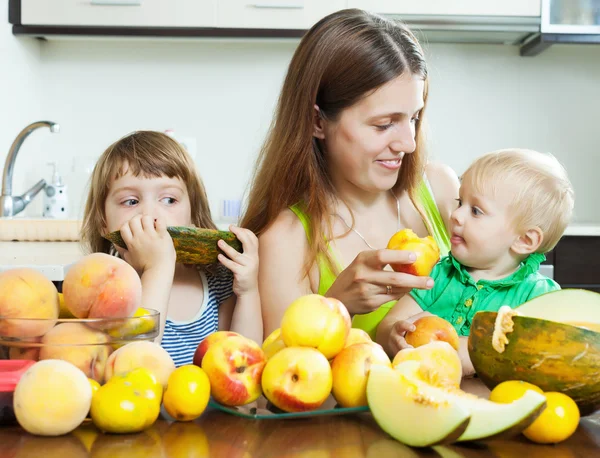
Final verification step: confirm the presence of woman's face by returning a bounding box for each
[318,72,424,194]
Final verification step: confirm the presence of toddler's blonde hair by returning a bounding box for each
[81,130,216,254]
[461,148,574,253]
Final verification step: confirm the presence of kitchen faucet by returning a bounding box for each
[0,121,60,218]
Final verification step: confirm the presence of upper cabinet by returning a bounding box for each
[18,0,218,28]
[346,1,541,17]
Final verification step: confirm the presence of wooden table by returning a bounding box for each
[1,407,600,458]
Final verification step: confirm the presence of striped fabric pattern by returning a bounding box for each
[161,264,234,367]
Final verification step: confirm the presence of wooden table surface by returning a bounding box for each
[1,379,599,458]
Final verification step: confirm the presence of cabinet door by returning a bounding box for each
[20,0,217,27]
[347,0,541,17]
[216,0,346,29]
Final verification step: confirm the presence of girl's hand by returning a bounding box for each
[217,225,259,297]
[388,320,416,356]
[325,249,434,315]
[116,215,176,274]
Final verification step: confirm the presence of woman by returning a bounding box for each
[240,8,459,339]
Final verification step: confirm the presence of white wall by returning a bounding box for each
[5,31,600,223]
[0,6,44,217]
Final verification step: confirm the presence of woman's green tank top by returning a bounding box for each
[289,178,450,340]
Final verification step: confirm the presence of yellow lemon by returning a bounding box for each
[523,392,580,444]
[107,367,163,402]
[88,378,101,395]
[108,307,156,340]
[90,380,158,434]
[163,365,211,422]
[489,380,544,404]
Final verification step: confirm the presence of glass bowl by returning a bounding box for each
[0,309,160,384]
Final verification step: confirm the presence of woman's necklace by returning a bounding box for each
[334,190,401,250]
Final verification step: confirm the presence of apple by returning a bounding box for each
[393,341,462,388]
[405,316,460,351]
[261,346,332,412]
[344,328,372,348]
[201,335,265,406]
[193,330,240,367]
[331,343,391,407]
[280,294,351,360]
[387,228,440,276]
[262,328,286,360]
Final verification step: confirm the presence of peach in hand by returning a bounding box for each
[404,316,460,351]
[331,343,391,407]
[0,268,59,338]
[193,330,240,367]
[62,253,142,320]
[261,346,332,413]
[280,294,351,360]
[387,229,440,276]
[202,335,266,406]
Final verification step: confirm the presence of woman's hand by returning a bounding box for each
[324,248,434,315]
[217,225,259,298]
[116,215,176,275]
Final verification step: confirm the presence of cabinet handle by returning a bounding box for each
[249,1,304,9]
[91,0,141,5]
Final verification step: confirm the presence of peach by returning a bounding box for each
[192,330,240,367]
[261,346,332,413]
[344,328,372,348]
[0,268,59,338]
[387,229,440,276]
[14,359,93,436]
[62,253,141,319]
[405,316,460,351]
[331,343,391,407]
[202,335,266,406]
[280,294,351,360]
[392,341,462,388]
[39,322,112,382]
[262,328,286,359]
[104,341,175,389]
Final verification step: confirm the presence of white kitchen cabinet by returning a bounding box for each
[347,0,541,17]
[216,0,347,30]
[20,0,217,28]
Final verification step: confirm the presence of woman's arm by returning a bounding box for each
[425,162,461,232]
[258,210,314,336]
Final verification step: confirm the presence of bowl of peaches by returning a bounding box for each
[0,253,159,384]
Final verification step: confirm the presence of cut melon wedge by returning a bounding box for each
[516,289,600,325]
[395,361,547,442]
[366,365,470,447]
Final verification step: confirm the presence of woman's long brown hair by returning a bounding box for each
[240,8,430,276]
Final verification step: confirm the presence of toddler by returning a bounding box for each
[377,148,574,375]
[81,131,262,366]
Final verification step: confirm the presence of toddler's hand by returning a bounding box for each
[116,215,176,274]
[217,225,259,297]
[388,320,417,355]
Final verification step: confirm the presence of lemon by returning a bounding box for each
[91,377,160,433]
[523,392,580,444]
[88,378,101,395]
[489,380,543,404]
[163,365,211,422]
[107,367,163,402]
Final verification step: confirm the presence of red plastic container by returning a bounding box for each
[0,360,35,425]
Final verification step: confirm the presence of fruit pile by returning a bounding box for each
[0,253,158,380]
[194,294,392,412]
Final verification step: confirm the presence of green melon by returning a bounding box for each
[104,226,242,265]
[468,289,600,415]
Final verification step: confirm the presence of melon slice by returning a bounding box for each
[516,289,600,326]
[366,365,470,447]
[395,361,547,442]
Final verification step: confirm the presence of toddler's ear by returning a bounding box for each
[512,227,543,255]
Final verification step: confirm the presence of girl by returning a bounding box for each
[81,130,262,366]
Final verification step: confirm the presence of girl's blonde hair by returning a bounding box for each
[81,130,216,254]
[240,8,430,277]
[462,148,574,253]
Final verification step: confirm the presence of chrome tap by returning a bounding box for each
[1,121,60,217]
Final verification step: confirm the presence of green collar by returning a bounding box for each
[447,252,546,288]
